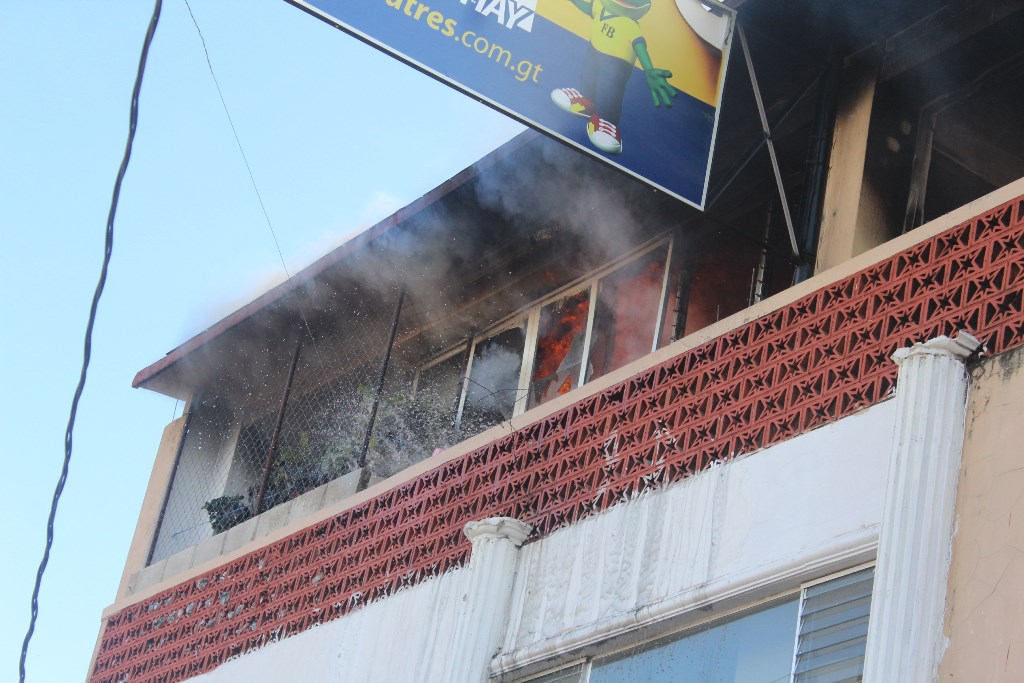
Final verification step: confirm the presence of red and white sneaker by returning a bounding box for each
[550,88,596,118]
[587,115,622,154]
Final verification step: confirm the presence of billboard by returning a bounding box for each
[287,0,735,209]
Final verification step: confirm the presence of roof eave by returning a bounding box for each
[133,130,539,394]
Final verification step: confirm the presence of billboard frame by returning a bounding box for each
[283,0,737,210]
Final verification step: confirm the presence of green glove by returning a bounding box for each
[635,40,678,108]
[644,68,677,107]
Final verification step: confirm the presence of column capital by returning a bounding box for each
[464,517,532,547]
[447,517,533,682]
[891,331,981,366]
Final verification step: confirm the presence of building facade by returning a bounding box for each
[90,1,1024,681]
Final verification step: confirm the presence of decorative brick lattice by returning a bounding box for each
[92,198,1024,683]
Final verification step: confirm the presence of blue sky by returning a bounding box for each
[0,1,522,679]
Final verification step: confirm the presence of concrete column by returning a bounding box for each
[116,414,188,599]
[862,332,979,683]
[443,517,532,683]
[814,51,882,274]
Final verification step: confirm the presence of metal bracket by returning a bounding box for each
[738,24,801,260]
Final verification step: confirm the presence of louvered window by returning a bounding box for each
[792,566,875,683]
[511,566,875,683]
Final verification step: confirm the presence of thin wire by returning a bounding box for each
[462,375,523,436]
[183,0,326,363]
[183,0,288,278]
[19,2,163,681]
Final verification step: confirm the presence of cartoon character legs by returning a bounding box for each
[580,48,632,125]
[552,47,633,154]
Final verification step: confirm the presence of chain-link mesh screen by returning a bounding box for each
[144,147,691,565]
[148,276,485,563]
[148,236,684,564]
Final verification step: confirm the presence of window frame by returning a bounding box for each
[525,281,596,411]
[506,563,876,683]
[412,343,469,397]
[457,315,531,431]
[416,234,675,432]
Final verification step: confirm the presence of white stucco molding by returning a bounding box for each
[442,517,533,683]
[863,331,979,683]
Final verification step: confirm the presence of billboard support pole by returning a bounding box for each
[738,24,800,259]
[706,69,824,209]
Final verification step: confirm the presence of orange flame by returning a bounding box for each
[532,292,590,381]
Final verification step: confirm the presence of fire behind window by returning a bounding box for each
[587,245,667,384]
[419,240,673,436]
[529,290,592,409]
[461,324,526,432]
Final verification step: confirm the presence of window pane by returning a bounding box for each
[462,325,526,431]
[586,246,667,384]
[529,289,592,409]
[589,598,799,683]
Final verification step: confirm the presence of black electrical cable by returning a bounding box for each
[19,2,162,681]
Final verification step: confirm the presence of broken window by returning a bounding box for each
[422,238,676,425]
[911,74,1024,226]
[529,288,593,409]
[460,322,527,432]
[586,244,669,384]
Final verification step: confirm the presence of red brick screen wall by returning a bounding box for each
[92,197,1024,683]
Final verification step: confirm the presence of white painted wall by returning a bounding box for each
[192,568,470,682]
[187,400,895,682]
